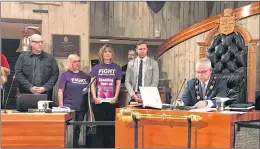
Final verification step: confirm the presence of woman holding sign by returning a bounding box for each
[90,44,122,148]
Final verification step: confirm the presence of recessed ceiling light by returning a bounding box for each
[100,39,110,42]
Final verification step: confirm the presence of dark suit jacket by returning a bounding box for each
[121,64,128,83]
[181,76,227,107]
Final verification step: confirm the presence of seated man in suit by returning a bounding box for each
[125,40,159,103]
[175,58,227,108]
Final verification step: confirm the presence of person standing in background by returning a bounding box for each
[121,49,137,84]
[58,54,90,148]
[89,44,122,148]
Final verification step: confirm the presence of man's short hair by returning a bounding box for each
[196,58,212,68]
[136,40,147,48]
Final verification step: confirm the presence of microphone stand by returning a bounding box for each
[4,74,16,114]
[1,86,5,111]
[172,79,186,110]
[82,76,97,131]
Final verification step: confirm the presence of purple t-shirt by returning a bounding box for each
[89,63,122,102]
[58,70,90,111]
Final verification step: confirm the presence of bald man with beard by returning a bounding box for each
[15,34,59,104]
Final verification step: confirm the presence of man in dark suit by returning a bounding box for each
[121,49,137,83]
[175,58,227,108]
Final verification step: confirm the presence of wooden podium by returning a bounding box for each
[1,111,74,148]
[115,108,260,148]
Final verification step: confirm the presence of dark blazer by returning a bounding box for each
[181,76,227,107]
[15,51,59,102]
[121,64,128,83]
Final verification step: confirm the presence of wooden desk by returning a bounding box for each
[1,112,74,148]
[115,109,260,148]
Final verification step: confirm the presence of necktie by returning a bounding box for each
[201,82,206,98]
[137,59,143,91]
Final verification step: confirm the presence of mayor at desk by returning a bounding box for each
[175,58,227,108]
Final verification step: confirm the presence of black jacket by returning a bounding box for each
[15,51,59,101]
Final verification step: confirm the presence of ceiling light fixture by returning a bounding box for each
[100,39,110,42]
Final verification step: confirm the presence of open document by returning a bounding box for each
[139,87,162,109]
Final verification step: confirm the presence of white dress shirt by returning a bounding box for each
[135,56,148,92]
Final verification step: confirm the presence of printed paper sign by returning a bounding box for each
[97,78,114,102]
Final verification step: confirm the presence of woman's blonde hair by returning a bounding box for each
[66,54,81,71]
[98,44,114,63]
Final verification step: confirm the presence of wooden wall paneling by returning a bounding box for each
[183,2,189,29]
[53,3,64,34]
[89,2,95,36]
[124,2,132,38]
[108,2,114,36]
[95,2,108,36]
[199,2,206,23]
[165,2,171,38]
[1,3,8,17]
[142,2,150,38]
[189,37,195,79]
[177,43,184,98]
[132,2,139,38]
[121,2,127,37]
[63,2,71,34]
[105,1,110,36]
[153,6,162,40]
[239,15,260,91]
[148,3,154,39]
[41,5,49,53]
[137,2,143,38]
[184,40,189,87]
[89,1,256,39]
[75,2,90,73]
[113,2,123,37]
[161,2,167,39]
[47,3,58,54]
[158,2,260,58]
[189,1,196,27]
[171,49,175,102]
[170,2,181,37]
[10,3,23,18]
[172,46,178,101]
[23,3,38,19]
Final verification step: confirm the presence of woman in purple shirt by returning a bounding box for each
[58,54,90,148]
[90,44,122,148]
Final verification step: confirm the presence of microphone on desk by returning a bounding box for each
[82,76,96,94]
[4,73,16,114]
[171,78,186,110]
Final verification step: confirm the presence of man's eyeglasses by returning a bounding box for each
[196,68,211,74]
[31,41,44,44]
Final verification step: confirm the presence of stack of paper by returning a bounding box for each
[52,106,71,113]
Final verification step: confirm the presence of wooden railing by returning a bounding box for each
[156,2,260,59]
